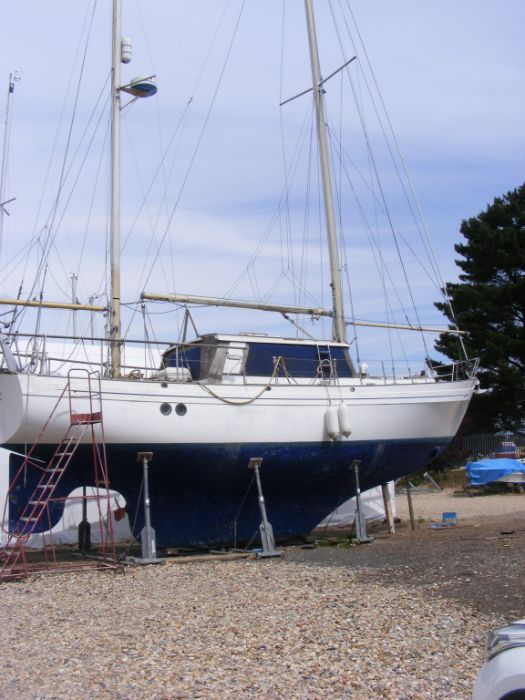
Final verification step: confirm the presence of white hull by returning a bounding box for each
[1,371,475,447]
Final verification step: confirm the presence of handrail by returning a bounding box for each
[0,330,478,385]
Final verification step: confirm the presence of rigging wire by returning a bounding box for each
[29,4,100,300]
[10,80,110,336]
[328,119,422,342]
[138,0,247,294]
[325,0,431,361]
[278,0,296,308]
[325,123,448,296]
[107,3,241,338]
[12,1,100,335]
[224,102,314,300]
[122,1,244,340]
[44,85,111,297]
[336,0,467,359]
[133,0,179,308]
[298,114,317,322]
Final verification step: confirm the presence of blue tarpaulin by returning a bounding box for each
[466,458,525,486]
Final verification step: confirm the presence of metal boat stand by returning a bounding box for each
[248,458,283,559]
[352,459,373,544]
[125,452,164,565]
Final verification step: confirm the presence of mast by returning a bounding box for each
[110,0,122,378]
[108,3,156,377]
[0,73,19,259]
[304,0,346,343]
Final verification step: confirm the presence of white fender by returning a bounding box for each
[325,406,340,440]
[337,403,352,437]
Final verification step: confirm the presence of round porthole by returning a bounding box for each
[160,402,172,416]
[175,403,187,416]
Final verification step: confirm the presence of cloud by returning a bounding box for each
[1,0,523,369]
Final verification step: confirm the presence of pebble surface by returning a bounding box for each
[0,556,497,699]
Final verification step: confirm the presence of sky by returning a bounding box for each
[0,1,523,371]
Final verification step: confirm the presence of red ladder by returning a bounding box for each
[0,370,117,580]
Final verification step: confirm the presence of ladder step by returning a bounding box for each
[71,411,102,424]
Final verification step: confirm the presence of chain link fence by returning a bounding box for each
[440,432,525,470]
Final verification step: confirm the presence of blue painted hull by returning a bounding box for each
[7,438,448,547]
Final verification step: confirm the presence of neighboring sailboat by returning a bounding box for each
[0,1,477,547]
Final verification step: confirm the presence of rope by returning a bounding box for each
[198,355,294,406]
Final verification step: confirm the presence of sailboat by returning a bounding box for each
[0,1,477,548]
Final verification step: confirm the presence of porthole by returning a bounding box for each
[349,386,355,392]
[160,402,172,416]
[175,403,187,416]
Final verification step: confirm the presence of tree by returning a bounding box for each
[435,183,525,432]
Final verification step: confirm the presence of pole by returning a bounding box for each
[381,483,395,535]
[0,72,19,258]
[248,457,282,558]
[78,484,91,553]
[125,452,164,565]
[138,451,155,559]
[304,0,346,343]
[406,476,416,531]
[352,459,372,543]
[110,0,122,377]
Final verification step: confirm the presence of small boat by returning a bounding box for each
[0,1,477,547]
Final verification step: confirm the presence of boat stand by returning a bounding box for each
[126,452,164,565]
[248,458,283,558]
[352,460,373,544]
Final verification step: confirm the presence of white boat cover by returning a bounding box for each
[316,482,396,528]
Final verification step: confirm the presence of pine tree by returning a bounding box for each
[435,184,525,431]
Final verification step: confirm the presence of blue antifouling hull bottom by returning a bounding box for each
[7,438,448,547]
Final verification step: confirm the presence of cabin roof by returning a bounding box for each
[183,333,350,348]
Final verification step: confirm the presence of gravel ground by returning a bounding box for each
[395,486,525,522]
[0,489,523,699]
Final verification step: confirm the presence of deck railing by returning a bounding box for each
[0,332,478,385]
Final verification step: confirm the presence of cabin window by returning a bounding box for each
[165,345,202,380]
[164,339,353,379]
[244,343,353,378]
